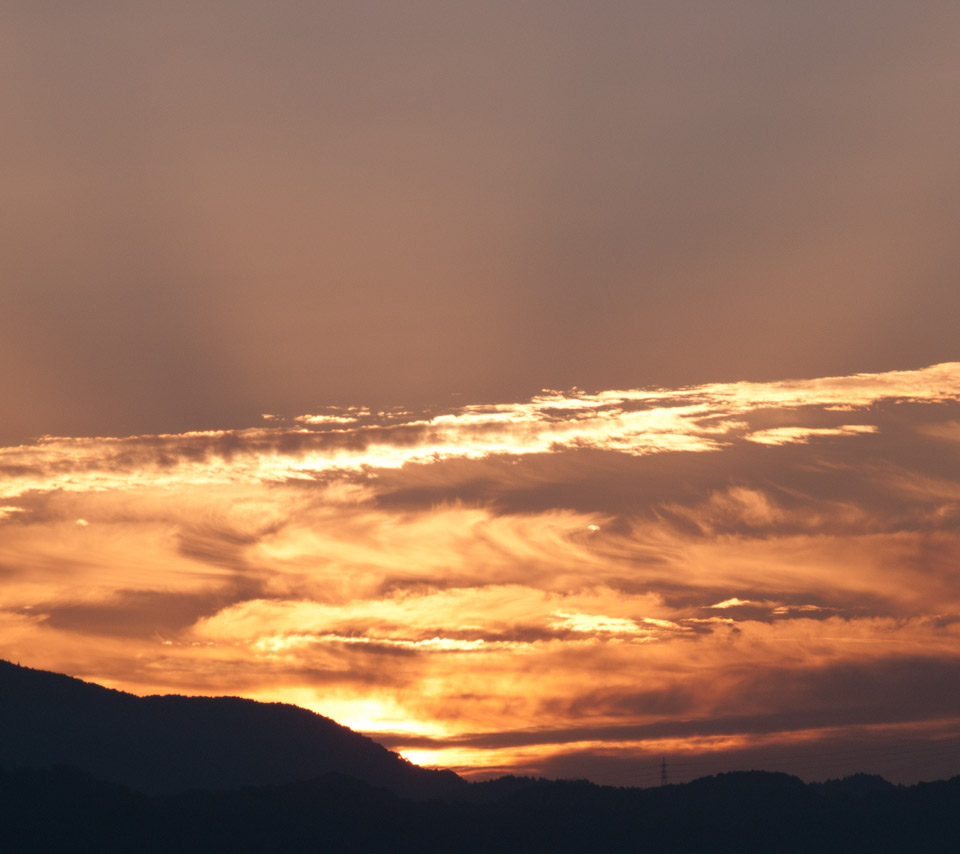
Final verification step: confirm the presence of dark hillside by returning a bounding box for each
[3,764,960,853]
[0,660,463,799]
[3,660,960,853]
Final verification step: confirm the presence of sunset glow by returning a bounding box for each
[4,2,960,791]
[3,363,960,784]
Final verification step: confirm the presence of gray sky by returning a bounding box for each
[3,1,959,442]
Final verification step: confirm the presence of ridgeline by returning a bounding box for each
[2,661,958,852]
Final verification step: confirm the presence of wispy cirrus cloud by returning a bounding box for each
[3,362,958,502]
[2,363,960,783]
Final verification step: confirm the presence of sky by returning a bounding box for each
[2,2,960,785]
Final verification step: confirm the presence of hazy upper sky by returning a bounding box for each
[3,1,959,444]
[3,3,960,786]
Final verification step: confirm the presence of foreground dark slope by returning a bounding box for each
[3,765,960,853]
[0,660,463,799]
[3,660,960,852]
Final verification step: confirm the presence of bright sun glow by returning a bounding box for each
[3,363,960,784]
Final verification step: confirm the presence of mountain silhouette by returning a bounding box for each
[4,764,960,853]
[0,659,463,799]
[3,660,960,852]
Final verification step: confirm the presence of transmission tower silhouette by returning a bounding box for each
[660,756,668,786]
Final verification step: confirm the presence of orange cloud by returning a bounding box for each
[2,362,960,783]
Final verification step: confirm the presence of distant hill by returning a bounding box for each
[4,764,960,853]
[0,660,464,799]
[3,660,960,852]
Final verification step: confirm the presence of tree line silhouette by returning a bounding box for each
[2,660,958,852]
